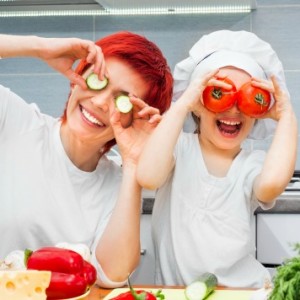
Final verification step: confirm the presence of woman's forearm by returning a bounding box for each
[0,34,42,58]
[95,161,141,282]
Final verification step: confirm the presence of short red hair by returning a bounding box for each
[62,31,173,154]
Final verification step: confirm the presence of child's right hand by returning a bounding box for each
[178,69,233,114]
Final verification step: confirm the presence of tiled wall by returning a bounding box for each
[1,0,299,167]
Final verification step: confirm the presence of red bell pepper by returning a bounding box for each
[26,247,84,274]
[25,246,97,299]
[46,272,87,300]
[78,260,97,286]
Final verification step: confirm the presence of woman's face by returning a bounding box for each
[65,57,149,146]
[199,66,256,150]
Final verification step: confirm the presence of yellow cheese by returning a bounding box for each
[0,270,51,299]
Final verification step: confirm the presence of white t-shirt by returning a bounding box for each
[0,85,121,279]
[152,132,273,288]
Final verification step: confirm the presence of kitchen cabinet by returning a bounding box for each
[256,213,300,274]
[131,214,155,284]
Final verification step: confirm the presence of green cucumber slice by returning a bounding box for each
[185,273,218,300]
[115,95,133,113]
[86,73,108,90]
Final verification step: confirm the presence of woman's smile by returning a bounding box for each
[79,104,105,128]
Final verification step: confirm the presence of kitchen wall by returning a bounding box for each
[1,0,300,167]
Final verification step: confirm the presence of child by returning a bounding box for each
[137,30,297,288]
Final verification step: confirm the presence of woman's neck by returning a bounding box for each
[60,124,104,172]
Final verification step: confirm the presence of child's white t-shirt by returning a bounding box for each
[152,131,273,288]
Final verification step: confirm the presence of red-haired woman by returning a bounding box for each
[0,32,173,287]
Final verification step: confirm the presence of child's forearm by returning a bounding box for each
[257,108,297,201]
[137,100,190,189]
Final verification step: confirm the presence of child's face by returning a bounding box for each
[199,67,256,150]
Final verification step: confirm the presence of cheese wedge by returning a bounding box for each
[0,270,51,299]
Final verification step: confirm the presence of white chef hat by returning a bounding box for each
[173,30,289,140]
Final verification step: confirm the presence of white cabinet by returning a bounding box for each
[131,214,156,284]
[256,213,300,265]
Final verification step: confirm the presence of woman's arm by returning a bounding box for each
[94,97,164,283]
[0,34,105,89]
[254,76,298,202]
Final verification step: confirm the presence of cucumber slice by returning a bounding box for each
[185,273,218,300]
[86,73,108,90]
[115,95,133,113]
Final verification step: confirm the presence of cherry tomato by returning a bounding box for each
[237,81,271,117]
[203,77,237,113]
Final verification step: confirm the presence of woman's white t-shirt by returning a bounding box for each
[152,132,272,288]
[0,85,122,282]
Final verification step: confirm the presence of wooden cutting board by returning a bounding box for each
[103,288,254,300]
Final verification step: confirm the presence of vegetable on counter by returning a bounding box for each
[268,243,300,300]
[185,272,218,300]
[25,246,97,300]
[109,276,165,300]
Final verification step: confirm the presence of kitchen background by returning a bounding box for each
[1,0,300,284]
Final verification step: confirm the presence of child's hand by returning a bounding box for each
[251,76,293,121]
[179,69,233,114]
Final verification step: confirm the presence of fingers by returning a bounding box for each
[65,70,88,90]
[80,40,107,81]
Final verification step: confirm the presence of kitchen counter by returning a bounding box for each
[142,193,300,215]
[87,285,255,300]
[255,193,300,214]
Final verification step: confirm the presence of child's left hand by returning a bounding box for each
[251,76,293,121]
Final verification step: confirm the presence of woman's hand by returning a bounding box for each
[109,96,162,165]
[38,37,106,89]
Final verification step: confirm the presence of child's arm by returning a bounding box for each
[137,70,220,190]
[254,76,297,203]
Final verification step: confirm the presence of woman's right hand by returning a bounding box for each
[38,37,106,89]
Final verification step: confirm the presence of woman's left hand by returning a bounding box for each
[110,96,162,165]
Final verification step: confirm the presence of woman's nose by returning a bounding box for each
[90,92,112,113]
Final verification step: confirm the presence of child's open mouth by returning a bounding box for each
[216,119,242,136]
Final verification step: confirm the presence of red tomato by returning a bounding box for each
[203,77,237,113]
[237,81,271,117]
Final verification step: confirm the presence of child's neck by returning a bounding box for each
[199,135,241,177]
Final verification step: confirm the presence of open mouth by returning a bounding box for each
[80,105,104,127]
[216,119,242,136]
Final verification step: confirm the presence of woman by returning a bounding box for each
[137,30,297,288]
[0,31,173,287]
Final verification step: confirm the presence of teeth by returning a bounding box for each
[219,120,241,126]
[81,108,103,126]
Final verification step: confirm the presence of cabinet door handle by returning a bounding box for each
[140,249,146,255]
